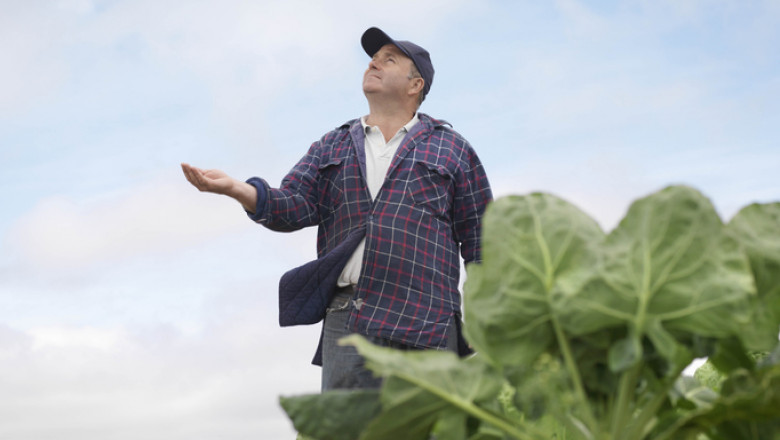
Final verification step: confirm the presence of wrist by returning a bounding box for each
[230,180,258,213]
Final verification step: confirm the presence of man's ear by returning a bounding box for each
[408,77,424,97]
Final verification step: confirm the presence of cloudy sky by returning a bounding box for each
[1,0,778,438]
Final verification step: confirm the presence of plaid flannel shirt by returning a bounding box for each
[247,113,492,352]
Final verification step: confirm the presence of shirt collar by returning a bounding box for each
[361,113,420,135]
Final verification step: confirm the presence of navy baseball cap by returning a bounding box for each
[361,27,434,100]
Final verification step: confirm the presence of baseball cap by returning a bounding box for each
[361,27,434,100]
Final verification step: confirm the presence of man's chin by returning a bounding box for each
[362,86,380,97]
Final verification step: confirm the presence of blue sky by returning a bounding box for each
[1,1,779,438]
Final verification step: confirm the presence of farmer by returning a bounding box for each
[181,27,492,391]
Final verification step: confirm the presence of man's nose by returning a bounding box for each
[368,58,380,70]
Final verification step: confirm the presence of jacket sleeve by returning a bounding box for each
[452,143,493,264]
[245,141,324,232]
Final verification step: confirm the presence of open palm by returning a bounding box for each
[181,163,234,195]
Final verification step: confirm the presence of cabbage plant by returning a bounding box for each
[280,186,780,440]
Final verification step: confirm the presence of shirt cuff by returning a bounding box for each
[244,177,268,222]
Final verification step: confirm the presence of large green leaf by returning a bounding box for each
[559,186,756,370]
[342,335,504,403]
[728,202,780,302]
[280,389,381,440]
[463,193,604,369]
[341,335,537,440]
[360,377,455,440]
[726,202,780,350]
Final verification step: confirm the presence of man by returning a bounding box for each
[182,27,492,391]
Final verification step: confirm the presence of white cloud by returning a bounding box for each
[29,325,123,351]
[0,304,322,440]
[8,178,250,269]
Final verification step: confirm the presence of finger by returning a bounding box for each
[181,163,195,180]
[182,164,207,190]
[181,163,197,184]
[181,163,198,177]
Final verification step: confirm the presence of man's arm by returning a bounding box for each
[451,148,493,265]
[181,163,258,213]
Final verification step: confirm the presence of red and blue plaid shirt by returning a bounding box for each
[247,113,492,352]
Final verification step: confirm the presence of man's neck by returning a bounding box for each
[365,102,417,143]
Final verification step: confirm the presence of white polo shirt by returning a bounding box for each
[337,113,420,287]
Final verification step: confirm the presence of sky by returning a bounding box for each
[1,0,778,438]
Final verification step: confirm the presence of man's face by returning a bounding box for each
[362,44,417,99]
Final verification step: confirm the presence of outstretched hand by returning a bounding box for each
[180,163,258,213]
[181,163,235,195]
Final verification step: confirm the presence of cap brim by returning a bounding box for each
[362,27,403,58]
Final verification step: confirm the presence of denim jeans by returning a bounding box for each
[320,286,458,391]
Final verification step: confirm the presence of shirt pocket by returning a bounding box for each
[407,160,453,219]
[317,157,345,214]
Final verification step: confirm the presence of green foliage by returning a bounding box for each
[280,390,381,440]
[280,186,780,440]
[694,361,725,392]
